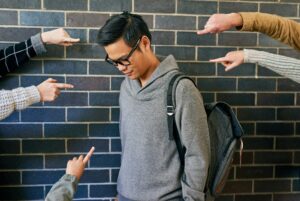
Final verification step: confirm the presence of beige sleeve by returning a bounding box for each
[238,12,300,50]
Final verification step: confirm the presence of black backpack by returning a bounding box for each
[167,72,244,199]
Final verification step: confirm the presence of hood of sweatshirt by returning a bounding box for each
[122,55,179,101]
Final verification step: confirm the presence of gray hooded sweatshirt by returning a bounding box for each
[117,55,210,201]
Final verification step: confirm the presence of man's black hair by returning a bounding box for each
[97,11,151,47]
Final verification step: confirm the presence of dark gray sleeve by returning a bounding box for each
[175,79,210,201]
[45,174,78,201]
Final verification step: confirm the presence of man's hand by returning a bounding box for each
[197,13,243,35]
[66,147,95,181]
[37,78,74,102]
[41,28,80,46]
[209,50,245,71]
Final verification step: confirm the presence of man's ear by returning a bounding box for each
[140,36,151,51]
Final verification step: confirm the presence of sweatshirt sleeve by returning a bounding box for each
[238,12,300,51]
[0,86,41,121]
[244,49,300,84]
[175,79,210,201]
[45,174,78,201]
[0,33,46,77]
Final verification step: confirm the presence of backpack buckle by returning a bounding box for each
[167,105,174,116]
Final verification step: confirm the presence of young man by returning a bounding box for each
[97,12,210,201]
[0,28,78,120]
[45,147,95,201]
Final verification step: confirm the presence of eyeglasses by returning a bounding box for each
[105,38,141,67]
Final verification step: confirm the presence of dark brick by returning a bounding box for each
[243,137,273,150]
[215,195,234,201]
[0,0,41,9]
[257,122,294,136]
[46,154,76,168]
[198,47,236,61]
[197,78,236,91]
[90,92,119,106]
[141,15,154,29]
[20,11,64,26]
[255,151,292,164]
[258,65,280,77]
[0,186,43,200]
[217,63,256,77]
[90,184,117,197]
[177,31,216,46]
[91,154,121,167]
[44,60,87,74]
[111,169,119,182]
[41,45,64,58]
[276,137,300,149]
[238,78,276,91]
[178,62,215,76]
[278,108,300,120]
[295,152,300,163]
[0,75,19,90]
[259,34,290,48]
[202,92,215,103]
[67,139,109,152]
[254,180,290,192]
[111,77,125,91]
[0,124,42,138]
[44,92,88,106]
[111,108,120,122]
[236,194,272,201]
[22,170,63,184]
[220,2,258,13]
[222,180,252,193]
[296,123,300,135]
[21,108,65,122]
[66,76,109,91]
[274,194,300,201]
[260,3,298,17]
[89,61,122,75]
[0,27,40,42]
[0,11,17,25]
[0,172,20,185]
[23,139,65,153]
[80,169,109,183]
[293,179,300,191]
[178,0,217,15]
[67,13,109,27]
[236,166,273,179]
[257,93,294,106]
[0,140,20,154]
[219,33,257,46]
[21,75,64,87]
[111,139,121,152]
[90,123,119,137]
[45,124,87,138]
[276,166,300,178]
[67,108,109,122]
[238,108,275,121]
[216,93,255,106]
[279,48,300,60]
[152,31,175,45]
[278,79,300,91]
[156,46,195,60]
[155,15,196,30]
[135,0,174,13]
[14,60,42,74]
[90,0,131,12]
[296,94,300,105]
[67,44,106,59]
[44,0,87,10]
[0,155,43,169]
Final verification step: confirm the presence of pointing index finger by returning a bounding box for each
[83,147,95,164]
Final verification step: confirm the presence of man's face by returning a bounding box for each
[104,37,147,80]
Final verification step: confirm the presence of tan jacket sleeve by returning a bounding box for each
[238,12,300,51]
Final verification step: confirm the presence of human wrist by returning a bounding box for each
[228,13,243,27]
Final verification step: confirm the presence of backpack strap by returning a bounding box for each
[167,72,196,167]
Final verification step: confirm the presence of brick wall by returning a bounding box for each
[0,0,300,200]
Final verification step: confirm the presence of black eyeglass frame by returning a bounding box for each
[105,38,141,67]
